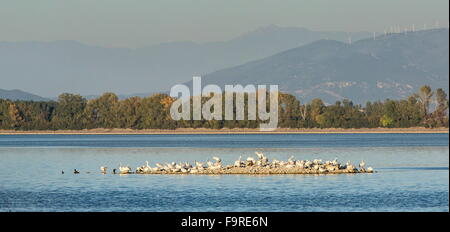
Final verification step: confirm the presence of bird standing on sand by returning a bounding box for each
[359,160,366,171]
[288,156,295,165]
[212,156,222,165]
[255,152,264,160]
[195,161,204,170]
[119,165,131,174]
[155,163,165,170]
[234,156,242,167]
[331,158,339,166]
[94,154,373,175]
[206,160,214,168]
[246,157,255,166]
[142,161,151,173]
[304,160,312,168]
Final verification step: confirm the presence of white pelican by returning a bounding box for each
[212,156,222,164]
[304,160,313,168]
[100,166,107,173]
[313,159,322,165]
[155,163,165,170]
[167,163,175,169]
[184,162,193,169]
[288,156,295,165]
[367,167,374,173]
[344,161,351,169]
[256,160,263,166]
[234,156,242,167]
[255,152,264,160]
[143,161,152,173]
[346,164,356,172]
[246,157,255,166]
[261,156,269,166]
[119,165,131,174]
[271,159,280,167]
[195,161,204,168]
[285,164,295,169]
[326,165,336,172]
[207,160,214,167]
[359,160,366,169]
[331,158,339,166]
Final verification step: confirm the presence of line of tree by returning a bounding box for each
[0,85,448,130]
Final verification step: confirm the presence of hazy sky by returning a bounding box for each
[1,0,448,48]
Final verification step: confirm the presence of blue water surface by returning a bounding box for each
[0,133,448,212]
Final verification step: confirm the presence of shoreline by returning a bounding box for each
[0,127,448,135]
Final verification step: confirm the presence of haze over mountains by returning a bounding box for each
[0,88,49,101]
[0,26,448,104]
[198,28,449,104]
[0,25,371,99]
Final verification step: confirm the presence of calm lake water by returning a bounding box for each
[0,133,448,212]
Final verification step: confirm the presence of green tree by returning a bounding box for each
[433,88,449,127]
[310,98,325,127]
[380,114,394,127]
[83,93,120,128]
[278,93,302,128]
[118,96,142,129]
[138,94,176,129]
[415,85,433,117]
[52,93,87,129]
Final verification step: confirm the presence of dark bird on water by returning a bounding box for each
[73,169,80,174]
[62,170,64,174]
[113,169,117,174]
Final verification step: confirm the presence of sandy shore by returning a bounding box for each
[0,127,447,135]
[131,166,372,175]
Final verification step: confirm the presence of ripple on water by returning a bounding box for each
[0,134,448,212]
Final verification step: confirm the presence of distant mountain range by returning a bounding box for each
[197,28,449,104]
[0,88,49,101]
[0,88,151,101]
[1,27,448,104]
[0,25,371,98]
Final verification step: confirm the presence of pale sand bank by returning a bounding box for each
[0,127,447,135]
[130,166,373,175]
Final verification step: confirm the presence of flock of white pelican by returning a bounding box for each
[93,152,374,175]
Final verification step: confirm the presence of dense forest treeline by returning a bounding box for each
[0,85,448,130]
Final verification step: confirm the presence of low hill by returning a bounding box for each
[198,29,449,104]
[0,89,50,101]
